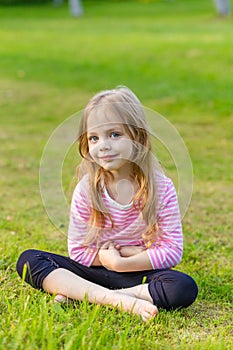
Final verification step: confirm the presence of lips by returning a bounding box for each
[99,155,117,161]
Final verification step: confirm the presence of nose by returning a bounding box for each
[99,139,111,151]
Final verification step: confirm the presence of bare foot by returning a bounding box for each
[112,291,158,322]
[54,292,157,321]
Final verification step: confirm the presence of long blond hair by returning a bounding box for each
[76,86,163,247]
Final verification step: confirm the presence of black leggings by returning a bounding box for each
[16,249,198,310]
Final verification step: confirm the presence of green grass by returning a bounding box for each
[0,0,233,349]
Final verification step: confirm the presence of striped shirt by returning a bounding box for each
[68,173,183,269]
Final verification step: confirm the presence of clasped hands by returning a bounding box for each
[98,242,146,272]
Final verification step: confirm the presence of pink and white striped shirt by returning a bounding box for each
[68,173,183,269]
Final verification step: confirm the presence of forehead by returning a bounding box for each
[87,105,123,132]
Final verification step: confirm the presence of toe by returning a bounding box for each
[54,295,67,303]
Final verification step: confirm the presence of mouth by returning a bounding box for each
[99,155,117,161]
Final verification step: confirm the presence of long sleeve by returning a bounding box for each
[68,174,183,270]
[68,176,98,266]
[146,178,183,269]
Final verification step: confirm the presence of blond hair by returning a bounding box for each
[76,86,163,247]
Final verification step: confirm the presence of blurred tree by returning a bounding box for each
[69,0,83,16]
[53,0,84,17]
[214,0,231,16]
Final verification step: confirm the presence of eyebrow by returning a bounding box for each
[87,126,123,136]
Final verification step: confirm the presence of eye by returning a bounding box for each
[88,135,99,143]
[110,132,121,138]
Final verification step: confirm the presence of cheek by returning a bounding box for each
[88,144,98,158]
[121,139,134,159]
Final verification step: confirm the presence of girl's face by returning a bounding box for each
[86,108,133,176]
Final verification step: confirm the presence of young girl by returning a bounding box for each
[16,86,198,321]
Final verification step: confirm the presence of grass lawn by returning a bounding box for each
[0,0,232,349]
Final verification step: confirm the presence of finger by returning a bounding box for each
[101,241,111,249]
[108,243,115,249]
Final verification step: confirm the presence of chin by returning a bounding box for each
[102,165,117,171]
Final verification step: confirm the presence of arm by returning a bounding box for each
[68,178,149,267]
[98,243,153,272]
[116,245,146,257]
[99,178,183,272]
[146,178,183,269]
[68,188,145,267]
[92,244,146,267]
[91,245,146,267]
[69,176,182,271]
[91,252,101,266]
[68,178,99,266]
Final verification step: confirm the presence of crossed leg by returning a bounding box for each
[43,268,158,322]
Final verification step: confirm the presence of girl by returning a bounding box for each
[16,87,198,322]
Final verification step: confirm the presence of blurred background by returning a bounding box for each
[1,0,232,253]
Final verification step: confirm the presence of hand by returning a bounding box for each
[98,242,123,271]
[115,245,146,257]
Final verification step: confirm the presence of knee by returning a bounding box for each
[16,249,38,277]
[148,270,198,310]
[172,273,198,309]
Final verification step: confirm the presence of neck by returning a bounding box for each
[110,163,133,182]
[111,172,132,182]
[105,178,135,205]
[104,167,137,205]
